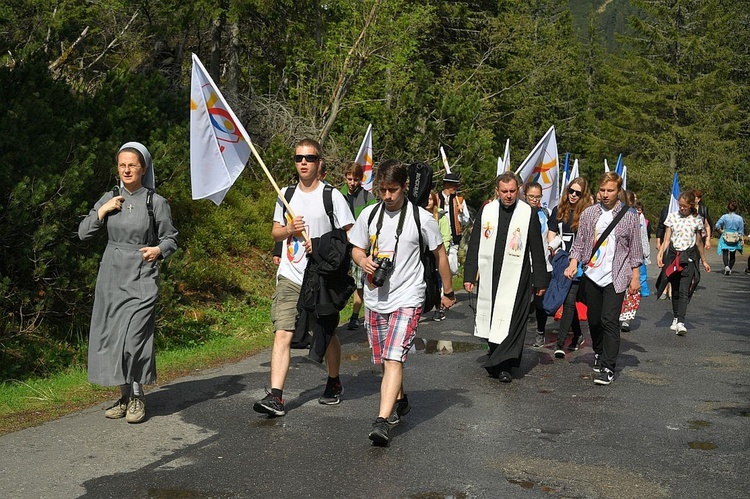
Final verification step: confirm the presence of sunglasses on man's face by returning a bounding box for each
[294,154,320,163]
[568,188,582,197]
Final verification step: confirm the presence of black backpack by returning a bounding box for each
[367,199,441,313]
[407,162,433,208]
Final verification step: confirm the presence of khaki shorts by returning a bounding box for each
[271,276,300,332]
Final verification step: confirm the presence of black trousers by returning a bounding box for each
[583,276,625,372]
[532,294,548,333]
[722,249,736,269]
[556,281,582,348]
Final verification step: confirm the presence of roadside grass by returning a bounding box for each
[0,297,278,437]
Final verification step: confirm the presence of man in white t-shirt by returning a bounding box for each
[253,139,355,417]
[350,159,456,446]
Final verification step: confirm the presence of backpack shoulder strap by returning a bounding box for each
[146,189,158,246]
[412,201,425,252]
[281,184,296,220]
[323,184,335,229]
[368,201,383,226]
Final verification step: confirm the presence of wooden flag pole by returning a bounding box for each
[246,139,310,243]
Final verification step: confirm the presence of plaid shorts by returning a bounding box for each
[365,307,422,364]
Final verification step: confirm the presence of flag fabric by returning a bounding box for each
[570,158,579,182]
[668,172,680,214]
[604,159,610,173]
[497,139,510,175]
[515,125,559,211]
[560,152,570,192]
[355,124,374,192]
[621,164,628,190]
[190,54,251,205]
[615,154,624,176]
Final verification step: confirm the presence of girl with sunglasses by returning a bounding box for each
[546,178,592,357]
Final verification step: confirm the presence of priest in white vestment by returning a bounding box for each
[463,172,549,382]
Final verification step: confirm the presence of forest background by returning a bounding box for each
[1,0,748,382]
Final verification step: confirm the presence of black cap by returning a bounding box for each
[444,172,460,183]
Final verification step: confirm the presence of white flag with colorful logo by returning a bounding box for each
[515,125,559,211]
[190,53,251,205]
[355,124,374,192]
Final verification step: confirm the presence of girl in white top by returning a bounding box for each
[656,191,711,335]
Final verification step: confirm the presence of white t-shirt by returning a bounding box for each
[274,183,355,286]
[350,201,444,313]
[585,208,616,287]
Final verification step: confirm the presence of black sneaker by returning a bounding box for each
[369,417,390,446]
[592,354,601,373]
[554,348,565,359]
[594,367,614,385]
[744,268,750,275]
[387,395,411,425]
[498,371,512,383]
[253,390,285,417]
[347,317,359,330]
[568,335,584,352]
[432,309,446,322]
[318,382,343,405]
[620,321,630,332]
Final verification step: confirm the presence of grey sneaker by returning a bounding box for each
[126,396,146,424]
[532,332,546,348]
[104,398,128,419]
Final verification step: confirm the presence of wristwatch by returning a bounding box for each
[443,291,455,299]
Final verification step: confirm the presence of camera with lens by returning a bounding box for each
[371,257,394,287]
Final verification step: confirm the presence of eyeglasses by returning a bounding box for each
[526,195,542,201]
[294,154,320,163]
[568,188,582,197]
[118,163,142,171]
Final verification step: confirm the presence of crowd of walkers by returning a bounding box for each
[77,139,744,447]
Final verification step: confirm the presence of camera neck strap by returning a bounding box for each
[374,200,410,262]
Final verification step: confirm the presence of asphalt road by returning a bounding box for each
[1,250,748,498]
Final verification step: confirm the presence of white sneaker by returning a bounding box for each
[675,322,687,336]
[669,318,678,331]
[724,266,731,275]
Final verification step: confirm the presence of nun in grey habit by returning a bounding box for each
[78,142,178,423]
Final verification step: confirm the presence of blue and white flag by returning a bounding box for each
[668,172,680,214]
[615,154,624,176]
